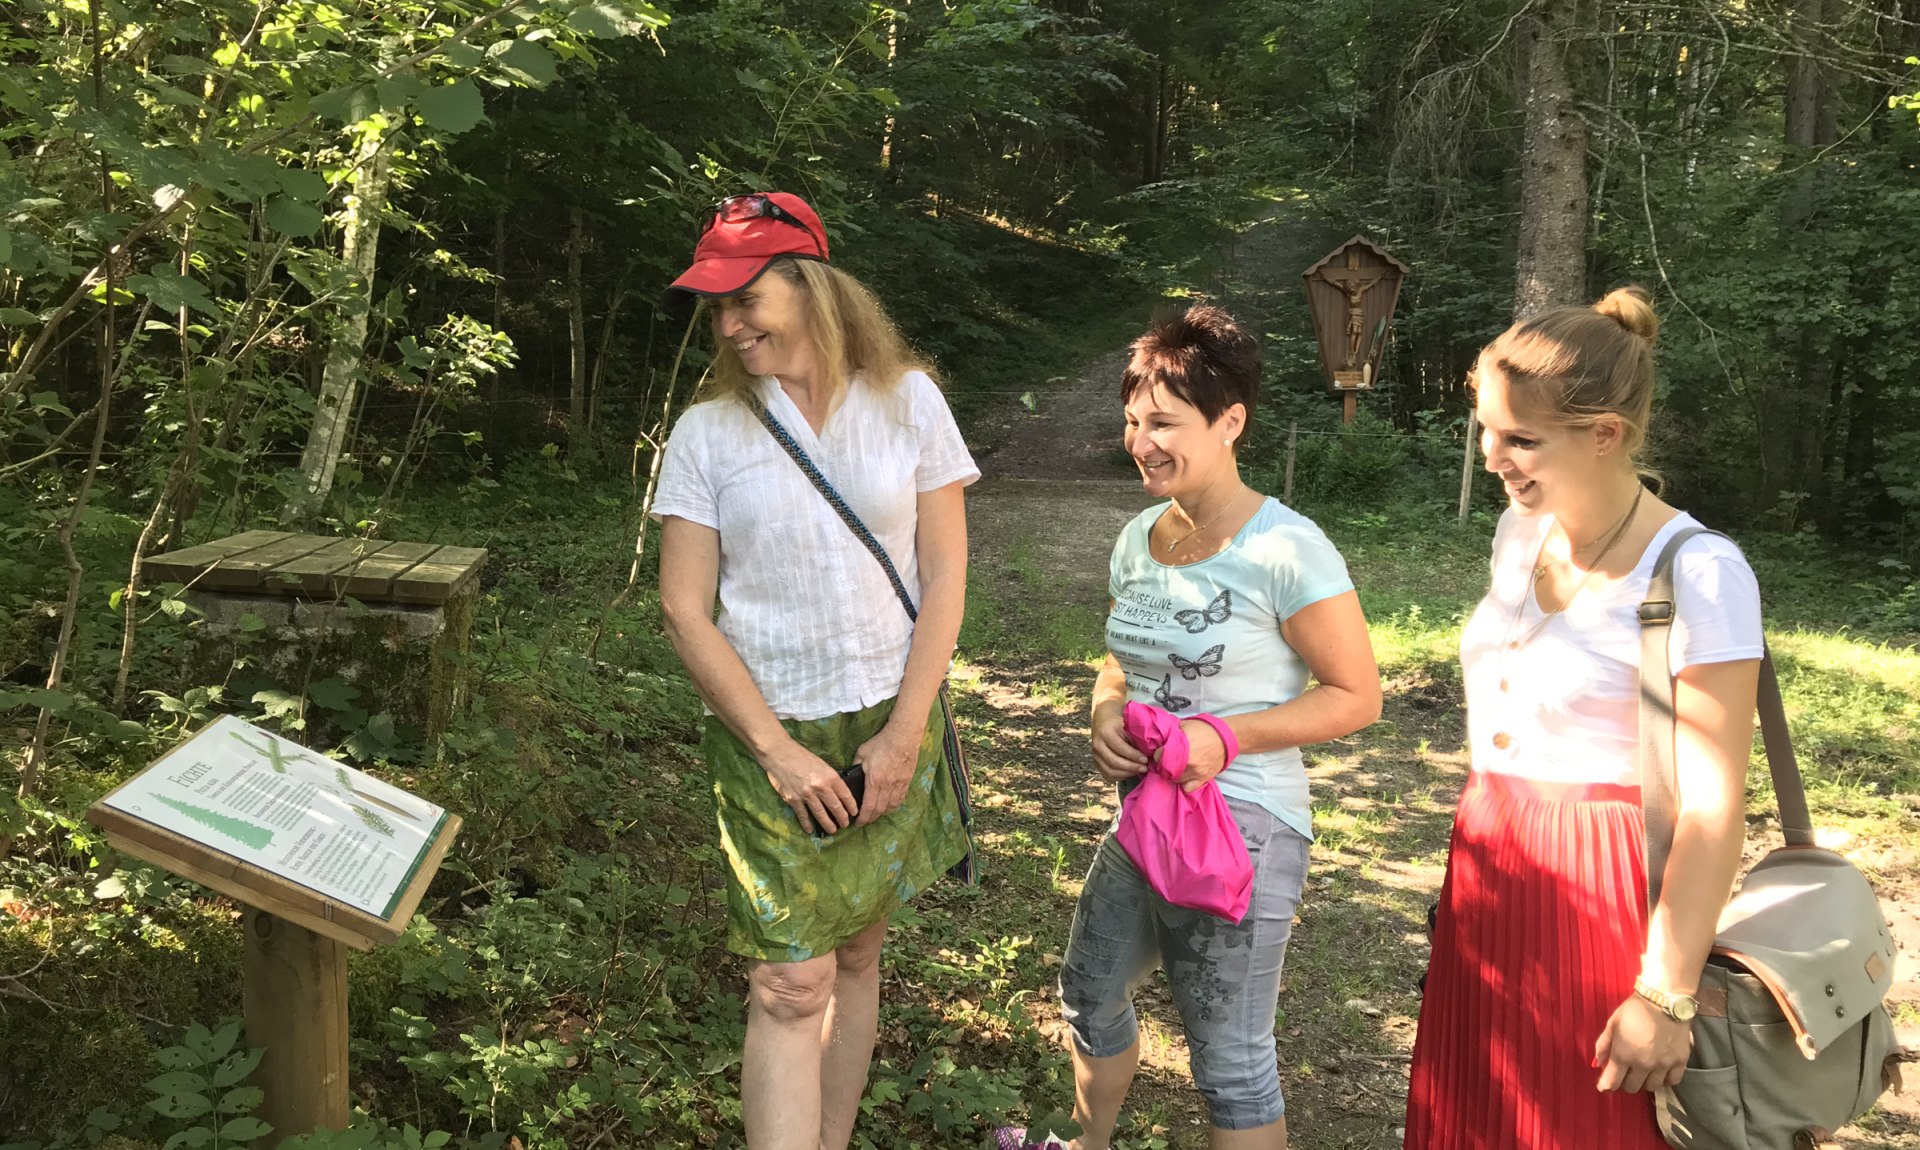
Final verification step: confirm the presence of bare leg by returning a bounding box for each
[1069,1039,1140,1150]
[1209,1118,1287,1149]
[818,919,887,1150]
[743,954,838,1150]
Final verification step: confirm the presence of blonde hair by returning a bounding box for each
[701,259,932,404]
[1473,286,1660,460]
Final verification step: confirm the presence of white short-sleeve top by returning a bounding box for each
[651,371,980,721]
[1460,508,1764,785]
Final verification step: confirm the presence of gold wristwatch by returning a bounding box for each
[1633,977,1699,1022]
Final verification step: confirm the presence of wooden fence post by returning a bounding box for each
[1284,422,1298,504]
[1457,410,1478,520]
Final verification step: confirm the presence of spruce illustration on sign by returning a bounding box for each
[154,795,275,850]
[334,766,421,823]
[350,804,396,837]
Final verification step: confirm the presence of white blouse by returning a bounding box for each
[651,371,979,721]
[1460,509,1764,786]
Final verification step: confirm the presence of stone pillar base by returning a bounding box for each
[183,589,474,744]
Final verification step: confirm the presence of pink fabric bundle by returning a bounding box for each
[1114,701,1253,923]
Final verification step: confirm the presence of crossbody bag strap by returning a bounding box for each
[742,393,979,882]
[1637,526,1815,917]
[747,396,920,624]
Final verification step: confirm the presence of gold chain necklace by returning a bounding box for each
[1163,489,1246,554]
[1501,484,1644,656]
[1533,490,1641,580]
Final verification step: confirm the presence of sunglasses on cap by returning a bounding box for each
[700,194,825,258]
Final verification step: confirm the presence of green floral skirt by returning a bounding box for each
[705,695,969,962]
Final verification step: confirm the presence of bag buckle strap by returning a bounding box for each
[1638,600,1674,625]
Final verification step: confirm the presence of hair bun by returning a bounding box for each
[1593,286,1658,342]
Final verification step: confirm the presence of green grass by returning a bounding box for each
[961,534,1109,669]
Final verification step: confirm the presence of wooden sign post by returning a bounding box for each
[87,716,461,1142]
[1303,237,1410,423]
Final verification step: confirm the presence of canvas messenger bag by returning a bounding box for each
[1639,527,1908,1150]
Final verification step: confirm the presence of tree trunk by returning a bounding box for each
[1762,0,1838,521]
[1511,0,1588,320]
[288,133,391,522]
[1843,361,1878,486]
[1141,64,1159,183]
[1591,2,1620,245]
[488,150,511,434]
[1680,38,1710,186]
[1785,0,1828,152]
[589,275,632,435]
[491,203,507,334]
[1154,60,1173,181]
[880,5,900,169]
[566,206,588,448]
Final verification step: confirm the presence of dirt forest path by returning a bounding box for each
[948,217,1918,1149]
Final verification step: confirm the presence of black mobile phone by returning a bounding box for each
[812,764,866,837]
[838,763,867,811]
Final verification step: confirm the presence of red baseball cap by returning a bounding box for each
[667,192,830,299]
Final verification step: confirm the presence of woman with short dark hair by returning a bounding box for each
[1013,305,1382,1150]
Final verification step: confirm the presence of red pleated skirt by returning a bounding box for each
[1404,771,1668,1150]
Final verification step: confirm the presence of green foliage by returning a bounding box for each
[0,1106,124,1150]
[1894,62,1920,126]
[277,1120,457,1150]
[145,1021,272,1150]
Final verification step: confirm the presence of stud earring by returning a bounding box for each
[1222,438,1232,446]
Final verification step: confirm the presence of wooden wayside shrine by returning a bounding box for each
[145,530,487,604]
[1302,236,1410,423]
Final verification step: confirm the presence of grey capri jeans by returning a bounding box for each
[1057,792,1311,1131]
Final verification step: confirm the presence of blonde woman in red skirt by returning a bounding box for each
[1404,287,1764,1149]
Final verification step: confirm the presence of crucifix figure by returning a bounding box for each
[1318,251,1388,369]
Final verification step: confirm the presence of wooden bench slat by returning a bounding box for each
[145,530,292,586]
[337,542,443,600]
[151,533,485,604]
[194,535,337,591]
[265,539,395,596]
[389,546,488,605]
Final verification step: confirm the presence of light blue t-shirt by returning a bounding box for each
[1106,497,1355,840]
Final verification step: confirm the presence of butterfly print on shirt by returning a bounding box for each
[1174,589,1232,634]
[1154,674,1192,712]
[1169,644,1225,681]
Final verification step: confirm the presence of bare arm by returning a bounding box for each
[1595,656,1759,1093]
[1090,651,1149,780]
[657,515,856,834]
[1647,658,1757,991]
[852,481,969,826]
[1177,590,1383,790]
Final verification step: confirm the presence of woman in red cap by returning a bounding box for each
[652,193,978,1150]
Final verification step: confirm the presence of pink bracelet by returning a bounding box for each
[1189,713,1239,768]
